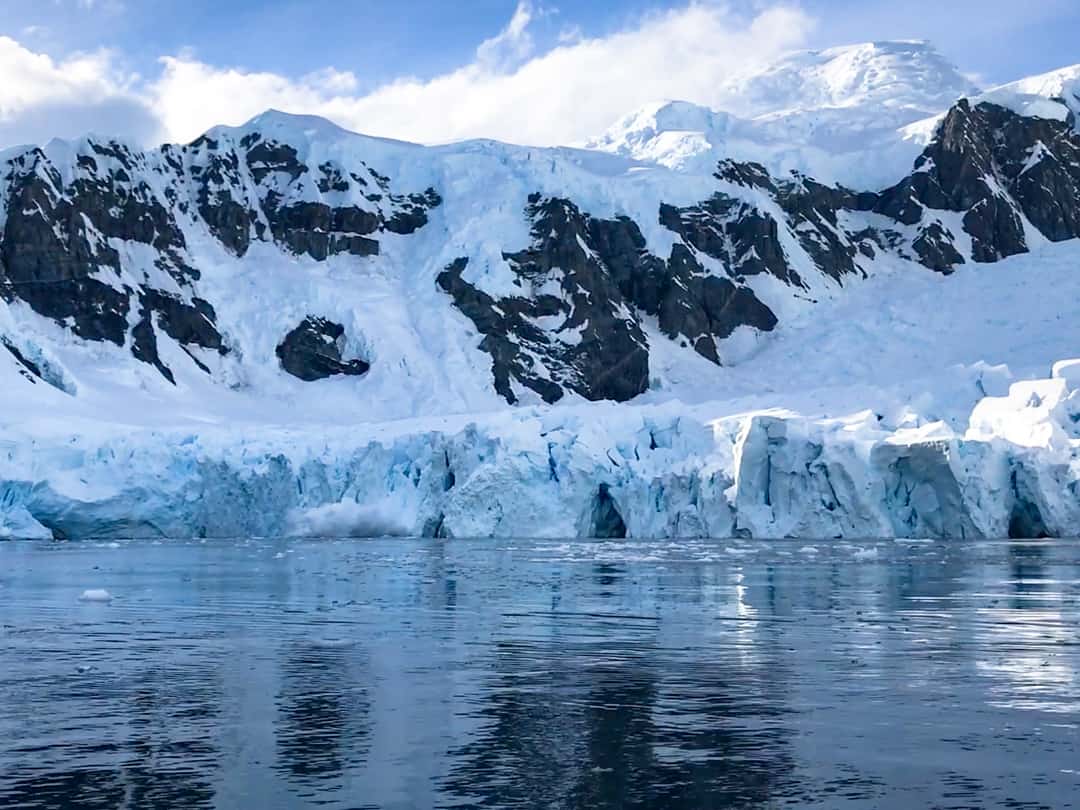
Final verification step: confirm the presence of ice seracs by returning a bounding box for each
[982,64,1080,124]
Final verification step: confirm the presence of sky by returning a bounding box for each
[0,0,1077,149]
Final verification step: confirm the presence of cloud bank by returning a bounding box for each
[0,2,815,149]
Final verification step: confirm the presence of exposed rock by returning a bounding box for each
[440,191,782,398]
[131,308,175,384]
[775,174,866,281]
[439,197,652,404]
[912,222,965,274]
[0,151,130,345]
[276,317,370,381]
[660,195,801,286]
[384,189,443,234]
[872,100,1080,268]
[263,200,380,260]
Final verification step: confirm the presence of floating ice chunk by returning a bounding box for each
[852,547,880,561]
[799,545,820,554]
[78,589,112,602]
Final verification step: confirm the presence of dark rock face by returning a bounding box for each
[432,98,1080,400]
[189,135,259,257]
[0,149,131,346]
[912,222,965,272]
[439,195,779,402]
[660,196,800,286]
[774,175,868,282]
[0,125,441,384]
[0,139,228,382]
[276,317,370,382]
[872,100,1080,270]
[263,201,380,260]
[438,196,651,404]
[221,132,442,261]
[587,216,776,364]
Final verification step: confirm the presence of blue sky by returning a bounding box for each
[0,0,1077,148]
[9,0,1077,85]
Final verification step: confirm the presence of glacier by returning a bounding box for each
[6,235,1080,541]
[5,344,1080,541]
[4,40,1080,540]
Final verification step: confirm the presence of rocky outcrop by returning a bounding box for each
[0,139,227,383]
[263,201,381,260]
[588,213,777,363]
[439,194,779,403]
[190,131,442,261]
[433,98,1080,401]
[276,317,370,381]
[437,194,652,405]
[871,100,1080,269]
[660,194,800,286]
[0,122,443,384]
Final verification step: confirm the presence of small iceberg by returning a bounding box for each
[78,589,113,603]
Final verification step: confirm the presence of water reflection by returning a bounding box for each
[0,638,222,808]
[0,539,1076,809]
[275,639,371,788]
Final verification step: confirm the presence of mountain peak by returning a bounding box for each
[583,39,981,186]
[196,109,422,150]
[243,109,352,135]
[711,39,978,119]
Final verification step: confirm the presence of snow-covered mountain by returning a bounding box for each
[4,42,1080,540]
[583,41,981,186]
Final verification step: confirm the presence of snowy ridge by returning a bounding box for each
[980,65,1080,125]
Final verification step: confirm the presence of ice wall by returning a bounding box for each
[5,361,1080,540]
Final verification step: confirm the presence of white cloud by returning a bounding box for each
[475,0,538,71]
[0,2,816,149]
[149,2,815,146]
[149,58,360,147]
[0,36,157,147]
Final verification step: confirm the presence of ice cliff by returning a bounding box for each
[4,355,1080,540]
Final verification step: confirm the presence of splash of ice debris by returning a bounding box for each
[78,589,112,602]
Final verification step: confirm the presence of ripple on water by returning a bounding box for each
[0,538,1077,809]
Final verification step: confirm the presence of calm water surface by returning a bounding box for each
[0,538,1078,809]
